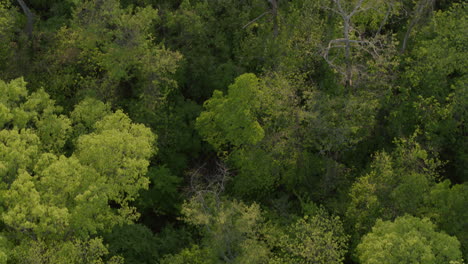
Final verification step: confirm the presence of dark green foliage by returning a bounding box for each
[104,224,159,264]
[137,166,182,216]
[0,0,466,263]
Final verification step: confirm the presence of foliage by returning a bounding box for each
[347,134,442,235]
[104,224,159,264]
[196,73,265,152]
[0,78,155,261]
[37,0,181,108]
[357,215,463,264]
[0,0,19,77]
[180,196,269,263]
[273,209,349,264]
[0,0,466,263]
[137,166,182,216]
[389,3,468,180]
[425,181,468,260]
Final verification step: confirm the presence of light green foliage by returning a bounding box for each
[357,215,463,264]
[347,135,442,234]
[160,245,213,264]
[70,97,111,137]
[0,78,71,154]
[273,209,348,264]
[75,110,155,213]
[196,73,282,198]
[177,197,348,264]
[196,73,265,152]
[3,169,70,239]
[181,196,270,263]
[0,129,40,185]
[10,238,124,264]
[0,78,156,261]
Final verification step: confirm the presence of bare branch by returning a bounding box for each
[349,0,366,17]
[16,0,34,39]
[242,11,271,29]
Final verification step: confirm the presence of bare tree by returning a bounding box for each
[188,160,231,213]
[322,0,394,90]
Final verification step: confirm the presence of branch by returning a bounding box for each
[349,0,366,17]
[332,0,345,15]
[242,11,271,29]
[322,4,344,17]
[16,0,34,39]
[376,4,392,37]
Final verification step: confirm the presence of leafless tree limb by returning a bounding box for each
[16,0,34,39]
[242,11,271,29]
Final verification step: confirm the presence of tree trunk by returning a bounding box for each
[343,17,352,89]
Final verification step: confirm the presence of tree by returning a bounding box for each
[357,215,463,264]
[400,0,436,53]
[16,0,34,39]
[37,0,181,108]
[388,3,467,180]
[347,134,442,235]
[425,181,468,260]
[159,0,264,100]
[179,196,270,263]
[104,224,159,264]
[271,208,349,264]
[0,78,156,262]
[301,89,379,195]
[196,73,265,152]
[172,192,349,264]
[0,1,19,77]
[322,0,400,89]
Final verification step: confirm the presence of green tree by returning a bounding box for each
[159,0,265,100]
[104,224,159,264]
[0,78,156,262]
[357,215,463,264]
[347,134,442,235]
[388,3,467,180]
[160,245,212,264]
[180,196,270,263]
[36,0,181,108]
[270,208,349,264]
[0,0,19,78]
[425,181,468,260]
[196,73,264,152]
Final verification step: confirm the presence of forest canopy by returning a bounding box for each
[0,0,466,263]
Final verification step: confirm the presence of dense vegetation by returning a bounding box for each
[0,0,466,263]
